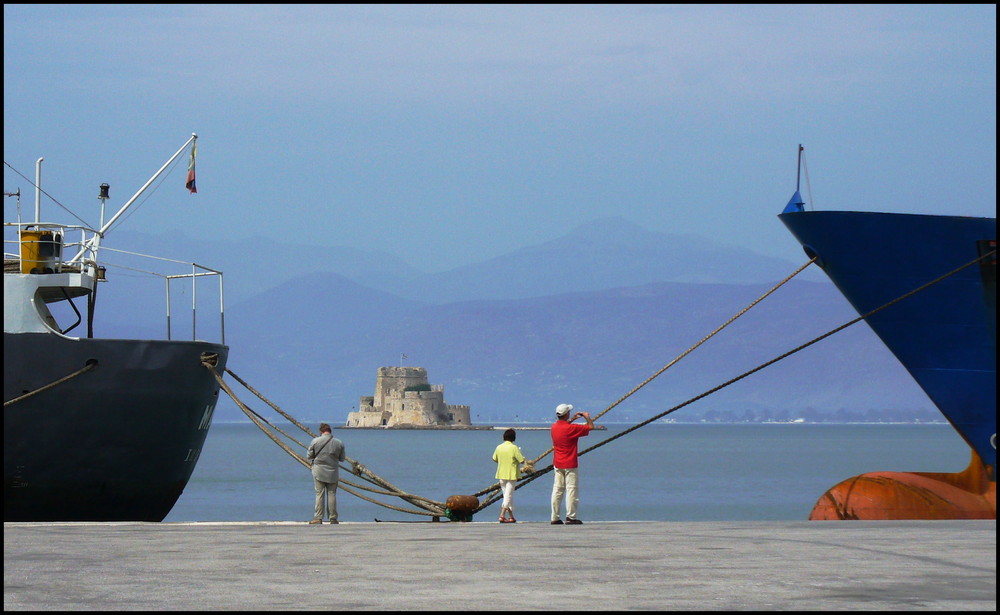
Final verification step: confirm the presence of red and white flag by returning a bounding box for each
[186,142,197,194]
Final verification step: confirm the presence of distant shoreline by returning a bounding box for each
[339,424,493,431]
[338,424,608,431]
[214,420,949,427]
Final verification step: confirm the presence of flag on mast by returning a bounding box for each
[186,141,197,194]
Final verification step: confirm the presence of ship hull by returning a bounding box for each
[4,332,229,521]
[779,210,996,519]
[809,451,996,520]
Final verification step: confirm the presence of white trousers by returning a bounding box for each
[499,479,517,514]
[551,467,579,521]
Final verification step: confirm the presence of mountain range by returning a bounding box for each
[98,217,937,424]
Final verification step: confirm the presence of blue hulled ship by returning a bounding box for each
[779,147,995,519]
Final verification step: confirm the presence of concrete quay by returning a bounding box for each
[4,520,995,611]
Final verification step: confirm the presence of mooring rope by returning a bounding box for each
[336,480,445,517]
[475,256,817,498]
[205,246,993,520]
[478,247,998,511]
[224,368,318,439]
[3,359,98,407]
[206,360,448,516]
[202,254,816,515]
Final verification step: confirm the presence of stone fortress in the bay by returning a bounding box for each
[345,366,472,428]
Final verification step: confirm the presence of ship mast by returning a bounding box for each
[68,134,197,265]
[782,144,806,214]
[796,144,803,192]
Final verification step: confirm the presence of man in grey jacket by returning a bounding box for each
[306,423,346,524]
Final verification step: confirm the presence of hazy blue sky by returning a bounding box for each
[4,4,996,272]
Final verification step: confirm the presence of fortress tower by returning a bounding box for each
[345,366,472,428]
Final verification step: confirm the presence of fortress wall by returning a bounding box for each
[345,409,391,427]
[385,390,448,425]
[446,404,472,425]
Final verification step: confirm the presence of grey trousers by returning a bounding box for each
[313,478,339,522]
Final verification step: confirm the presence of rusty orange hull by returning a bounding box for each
[810,450,996,520]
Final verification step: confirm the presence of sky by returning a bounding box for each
[4,4,996,272]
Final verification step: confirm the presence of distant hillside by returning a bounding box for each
[107,231,423,306]
[91,219,933,425]
[111,216,821,305]
[377,216,820,302]
[217,277,934,425]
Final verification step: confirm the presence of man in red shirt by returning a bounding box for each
[550,403,594,525]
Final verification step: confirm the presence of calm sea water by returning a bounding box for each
[165,422,971,523]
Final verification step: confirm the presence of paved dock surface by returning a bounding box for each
[4,520,995,611]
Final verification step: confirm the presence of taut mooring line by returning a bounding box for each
[477,248,996,511]
[476,257,817,502]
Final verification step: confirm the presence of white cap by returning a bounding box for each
[555,403,573,417]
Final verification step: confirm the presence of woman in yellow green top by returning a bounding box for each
[492,428,526,523]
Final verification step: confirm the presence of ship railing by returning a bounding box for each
[94,245,226,345]
[4,221,225,345]
[3,221,102,277]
